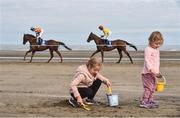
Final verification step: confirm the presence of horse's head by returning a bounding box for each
[23,34,28,45]
[23,34,36,45]
[87,32,94,42]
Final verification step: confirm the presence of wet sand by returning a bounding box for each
[0,50,180,117]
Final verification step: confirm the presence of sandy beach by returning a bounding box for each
[0,50,180,117]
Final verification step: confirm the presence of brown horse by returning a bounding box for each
[87,32,137,63]
[23,34,72,63]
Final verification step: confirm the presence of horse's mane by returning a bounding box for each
[90,32,100,38]
[24,34,36,38]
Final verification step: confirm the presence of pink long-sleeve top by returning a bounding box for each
[70,65,108,98]
[142,46,160,74]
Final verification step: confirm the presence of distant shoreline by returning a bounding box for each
[1,44,180,51]
[0,50,179,59]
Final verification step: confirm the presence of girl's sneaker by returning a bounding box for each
[139,101,152,109]
[85,98,97,105]
[149,101,159,108]
[68,97,79,107]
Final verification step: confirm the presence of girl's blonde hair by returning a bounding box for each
[148,31,164,45]
[86,57,102,68]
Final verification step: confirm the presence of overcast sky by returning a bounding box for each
[0,0,180,47]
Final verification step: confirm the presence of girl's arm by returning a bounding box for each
[97,73,111,87]
[144,47,155,74]
[70,74,85,103]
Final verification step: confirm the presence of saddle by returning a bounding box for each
[37,38,47,45]
[101,39,112,47]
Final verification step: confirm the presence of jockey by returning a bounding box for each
[30,26,44,45]
[98,25,111,39]
[98,25,112,45]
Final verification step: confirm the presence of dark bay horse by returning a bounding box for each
[87,32,137,63]
[23,34,72,63]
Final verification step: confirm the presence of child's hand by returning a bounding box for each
[150,70,162,78]
[106,79,111,87]
[154,73,162,85]
[76,96,83,104]
[156,73,162,78]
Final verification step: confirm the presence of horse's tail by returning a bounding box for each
[59,42,72,50]
[125,41,137,51]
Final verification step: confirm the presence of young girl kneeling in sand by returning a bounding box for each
[140,31,164,109]
[69,57,111,107]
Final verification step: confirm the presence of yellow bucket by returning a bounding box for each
[156,76,166,92]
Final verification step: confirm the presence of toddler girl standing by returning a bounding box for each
[140,31,164,108]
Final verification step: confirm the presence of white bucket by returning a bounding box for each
[107,94,119,107]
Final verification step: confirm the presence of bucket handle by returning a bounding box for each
[159,76,166,84]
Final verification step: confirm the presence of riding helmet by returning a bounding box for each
[98,25,103,30]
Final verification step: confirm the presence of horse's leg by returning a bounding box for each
[47,49,54,63]
[24,50,32,61]
[116,49,123,63]
[30,51,35,63]
[90,50,100,58]
[123,50,133,64]
[55,50,63,63]
[100,51,104,62]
